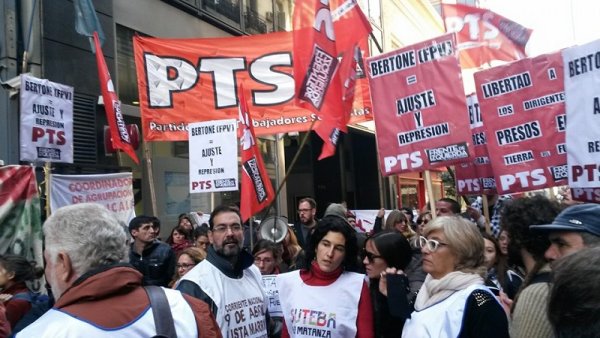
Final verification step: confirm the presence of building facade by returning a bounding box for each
[0,0,445,226]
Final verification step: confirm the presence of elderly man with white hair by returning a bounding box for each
[17,203,221,338]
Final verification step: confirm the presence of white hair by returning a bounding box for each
[43,203,129,277]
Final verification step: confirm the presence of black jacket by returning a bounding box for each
[129,240,176,287]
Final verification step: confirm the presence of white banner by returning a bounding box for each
[261,275,282,317]
[188,119,238,193]
[563,39,600,189]
[351,209,393,233]
[50,172,135,224]
[20,74,74,163]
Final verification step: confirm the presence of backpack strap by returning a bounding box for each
[143,286,177,338]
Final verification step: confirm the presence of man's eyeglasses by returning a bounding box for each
[360,250,383,262]
[176,263,195,269]
[419,236,448,252]
[213,224,243,233]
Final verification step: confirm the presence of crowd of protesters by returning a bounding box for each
[1,194,600,337]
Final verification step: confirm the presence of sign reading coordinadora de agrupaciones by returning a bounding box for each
[50,172,135,224]
[20,74,74,163]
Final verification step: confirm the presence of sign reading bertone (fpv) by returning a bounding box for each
[188,119,238,193]
[20,74,74,163]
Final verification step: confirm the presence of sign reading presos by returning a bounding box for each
[133,32,372,140]
[20,75,74,163]
[562,39,600,202]
[367,33,472,176]
[474,52,567,195]
[455,94,497,194]
[188,120,238,193]
[50,172,135,224]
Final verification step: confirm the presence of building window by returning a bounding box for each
[116,25,144,106]
[244,0,274,34]
[203,0,242,27]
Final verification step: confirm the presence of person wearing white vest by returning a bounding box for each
[16,203,221,338]
[397,216,509,338]
[277,216,374,338]
[178,205,269,338]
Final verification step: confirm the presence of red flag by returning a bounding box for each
[238,86,275,223]
[441,3,531,69]
[293,0,371,159]
[93,32,139,164]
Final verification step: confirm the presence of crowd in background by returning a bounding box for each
[1,193,599,337]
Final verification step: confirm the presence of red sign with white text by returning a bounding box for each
[474,52,567,194]
[133,32,372,141]
[367,34,472,176]
[455,93,497,194]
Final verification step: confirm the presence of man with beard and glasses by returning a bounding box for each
[177,205,268,338]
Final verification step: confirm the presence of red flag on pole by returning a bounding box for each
[441,3,532,69]
[293,0,371,160]
[238,85,275,223]
[93,32,139,164]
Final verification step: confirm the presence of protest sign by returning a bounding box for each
[562,39,600,202]
[367,34,471,176]
[475,52,567,194]
[50,172,135,224]
[20,74,73,163]
[188,120,238,194]
[454,94,497,194]
[261,275,282,317]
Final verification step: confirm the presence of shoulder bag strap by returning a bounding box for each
[144,286,177,338]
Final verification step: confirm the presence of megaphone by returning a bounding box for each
[259,216,289,243]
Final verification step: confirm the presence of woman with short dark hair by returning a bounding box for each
[362,231,412,337]
[0,255,44,329]
[277,216,373,338]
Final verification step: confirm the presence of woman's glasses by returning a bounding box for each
[176,263,195,270]
[419,236,448,252]
[360,250,383,262]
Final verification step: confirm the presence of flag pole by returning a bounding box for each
[424,170,437,219]
[143,142,158,216]
[44,162,51,217]
[263,119,318,217]
[482,194,491,234]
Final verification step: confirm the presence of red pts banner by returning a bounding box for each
[474,52,567,195]
[238,86,275,223]
[134,32,372,141]
[367,34,472,176]
[94,32,139,164]
[442,3,532,69]
[293,0,371,159]
[455,94,497,195]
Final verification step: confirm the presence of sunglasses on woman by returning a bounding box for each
[419,236,448,252]
[360,249,383,262]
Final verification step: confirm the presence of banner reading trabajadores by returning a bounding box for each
[50,172,135,224]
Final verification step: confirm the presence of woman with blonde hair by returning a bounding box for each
[383,210,417,241]
[169,247,206,288]
[281,225,304,271]
[397,216,509,337]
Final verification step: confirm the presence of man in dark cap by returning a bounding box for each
[530,203,600,262]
